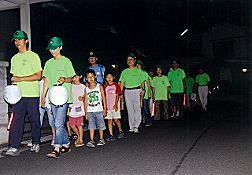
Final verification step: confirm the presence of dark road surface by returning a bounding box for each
[0,95,251,175]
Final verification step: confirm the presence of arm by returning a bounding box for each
[58,77,73,84]
[114,94,119,111]
[119,81,125,93]
[100,85,107,116]
[146,78,152,97]
[84,90,88,119]
[11,71,42,82]
[167,86,170,99]
[41,77,49,107]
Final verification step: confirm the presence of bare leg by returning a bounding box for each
[89,129,95,141]
[108,119,113,136]
[99,129,104,140]
[114,119,123,132]
[78,126,84,143]
[66,121,71,136]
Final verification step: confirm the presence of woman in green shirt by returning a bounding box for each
[119,53,145,133]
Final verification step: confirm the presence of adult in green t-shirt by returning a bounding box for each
[152,66,170,120]
[42,37,75,158]
[119,53,145,133]
[5,30,42,157]
[195,68,210,111]
[167,59,186,118]
[185,71,195,109]
[136,60,152,126]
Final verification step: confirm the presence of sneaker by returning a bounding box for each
[106,135,115,142]
[176,110,180,117]
[87,140,95,148]
[51,139,55,146]
[5,147,20,157]
[133,128,139,134]
[145,123,152,127]
[30,144,40,153]
[129,129,134,132]
[117,132,124,139]
[27,141,33,147]
[97,139,106,146]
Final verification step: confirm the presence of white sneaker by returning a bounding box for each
[176,111,180,117]
[129,129,134,132]
[27,141,33,147]
[133,128,139,134]
[5,147,20,157]
[51,139,55,146]
[30,144,40,153]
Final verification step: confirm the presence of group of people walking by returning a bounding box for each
[4,30,210,159]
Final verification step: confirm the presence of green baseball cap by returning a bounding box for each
[127,53,136,59]
[12,30,28,40]
[136,60,144,66]
[47,37,63,50]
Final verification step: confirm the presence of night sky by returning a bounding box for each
[19,0,250,71]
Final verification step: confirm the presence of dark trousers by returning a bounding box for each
[154,100,169,120]
[143,99,152,124]
[9,97,41,148]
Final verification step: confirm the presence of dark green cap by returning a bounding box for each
[127,53,136,58]
[136,60,144,66]
[12,30,28,40]
[47,37,63,50]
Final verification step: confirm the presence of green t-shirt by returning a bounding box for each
[142,71,151,99]
[167,68,186,93]
[152,75,170,100]
[185,77,195,94]
[119,67,145,88]
[10,50,42,97]
[43,56,76,103]
[196,73,210,86]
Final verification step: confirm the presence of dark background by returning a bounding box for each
[0,0,251,93]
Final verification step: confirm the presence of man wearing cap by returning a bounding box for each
[41,37,75,158]
[119,53,145,133]
[87,51,106,84]
[5,30,42,156]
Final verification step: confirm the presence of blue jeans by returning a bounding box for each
[39,107,55,129]
[50,103,70,147]
[143,99,152,124]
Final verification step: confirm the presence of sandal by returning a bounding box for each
[60,146,71,154]
[46,149,60,159]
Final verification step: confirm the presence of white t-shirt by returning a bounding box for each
[85,84,103,112]
[69,84,86,117]
[39,79,50,108]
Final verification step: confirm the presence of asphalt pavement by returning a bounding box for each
[0,95,251,175]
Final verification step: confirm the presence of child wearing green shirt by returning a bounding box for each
[185,71,195,110]
[152,66,170,120]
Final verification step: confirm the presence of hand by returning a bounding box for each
[140,90,145,96]
[11,76,23,82]
[41,98,46,108]
[58,77,65,84]
[85,113,88,120]
[113,105,118,112]
[78,96,84,101]
[103,109,107,116]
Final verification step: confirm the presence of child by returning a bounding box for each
[84,69,107,147]
[69,72,86,147]
[104,72,124,141]
[152,66,170,120]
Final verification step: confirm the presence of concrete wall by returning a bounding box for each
[0,61,9,144]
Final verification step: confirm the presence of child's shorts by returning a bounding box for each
[69,116,84,127]
[104,110,121,119]
[88,112,106,130]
